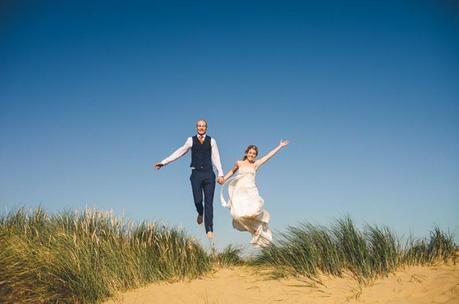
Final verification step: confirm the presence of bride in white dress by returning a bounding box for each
[220,140,289,247]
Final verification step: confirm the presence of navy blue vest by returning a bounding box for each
[190,135,212,169]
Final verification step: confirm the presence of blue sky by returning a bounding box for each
[1,1,458,250]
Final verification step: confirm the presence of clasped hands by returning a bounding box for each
[217,176,224,185]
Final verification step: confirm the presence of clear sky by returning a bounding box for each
[1,1,458,251]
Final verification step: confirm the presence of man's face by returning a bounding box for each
[196,121,207,135]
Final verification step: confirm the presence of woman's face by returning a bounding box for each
[246,148,257,162]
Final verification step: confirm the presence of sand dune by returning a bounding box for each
[105,263,459,304]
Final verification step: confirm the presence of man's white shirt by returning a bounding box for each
[160,135,224,177]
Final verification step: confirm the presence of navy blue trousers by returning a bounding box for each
[190,169,215,233]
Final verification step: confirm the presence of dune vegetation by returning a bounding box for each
[0,208,456,303]
[254,217,456,283]
[0,207,211,304]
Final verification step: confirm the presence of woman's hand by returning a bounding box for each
[279,139,289,147]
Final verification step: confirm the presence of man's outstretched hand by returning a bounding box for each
[217,176,224,185]
[154,163,164,170]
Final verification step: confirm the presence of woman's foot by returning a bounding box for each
[207,231,214,239]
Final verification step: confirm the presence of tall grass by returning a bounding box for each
[402,227,457,265]
[254,216,456,283]
[1,208,455,302]
[0,207,211,304]
[212,244,244,267]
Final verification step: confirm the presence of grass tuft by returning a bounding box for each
[254,216,456,283]
[0,207,211,304]
[212,245,244,267]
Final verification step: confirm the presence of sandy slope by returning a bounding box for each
[104,263,459,304]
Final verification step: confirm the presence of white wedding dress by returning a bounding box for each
[221,166,272,247]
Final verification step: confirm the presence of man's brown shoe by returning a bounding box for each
[197,214,203,225]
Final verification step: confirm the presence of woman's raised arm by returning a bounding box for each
[255,140,289,168]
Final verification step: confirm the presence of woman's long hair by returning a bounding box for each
[243,145,258,160]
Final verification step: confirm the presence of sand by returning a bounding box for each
[104,263,459,304]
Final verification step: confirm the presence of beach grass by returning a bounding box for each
[254,216,456,283]
[1,208,456,303]
[0,207,211,304]
[211,244,244,267]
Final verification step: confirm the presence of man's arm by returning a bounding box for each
[211,138,224,181]
[154,137,192,170]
